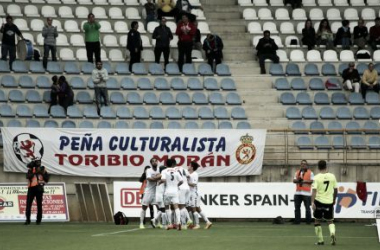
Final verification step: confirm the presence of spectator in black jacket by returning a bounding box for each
[1,15,24,70]
[302,19,316,50]
[127,21,143,72]
[58,76,74,111]
[334,20,351,50]
[342,62,361,93]
[354,19,368,50]
[256,30,279,74]
[49,75,60,113]
[144,0,156,26]
[203,34,223,70]
[152,17,173,67]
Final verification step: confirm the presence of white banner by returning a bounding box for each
[0,183,69,222]
[2,128,266,177]
[114,181,380,219]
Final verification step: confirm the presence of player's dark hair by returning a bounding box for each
[166,159,174,168]
[88,13,94,19]
[159,165,166,173]
[131,21,138,29]
[318,160,327,170]
[150,157,157,164]
[191,161,199,171]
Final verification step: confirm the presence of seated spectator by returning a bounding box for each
[316,19,334,50]
[302,19,316,50]
[144,0,156,26]
[192,21,202,50]
[334,20,351,50]
[342,62,360,93]
[256,30,279,75]
[49,75,60,113]
[157,0,178,20]
[370,17,380,51]
[203,34,224,71]
[175,0,203,23]
[361,63,379,99]
[354,19,368,50]
[58,76,74,111]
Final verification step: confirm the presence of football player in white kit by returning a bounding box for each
[188,161,212,230]
[151,165,167,229]
[175,164,193,229]
[160,159,183,230]
[139,158,160,229]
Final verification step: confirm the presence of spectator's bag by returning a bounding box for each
[114,211,129,225]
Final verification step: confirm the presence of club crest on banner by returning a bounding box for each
[12,133,44,164]
[235,134,256,165]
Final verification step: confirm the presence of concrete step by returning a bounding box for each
[205,12,241,19]
[212,32,253,40]
[222,39,252,47]
[206,19,246,26]
[209,24,247,33]
[201,0,237,6]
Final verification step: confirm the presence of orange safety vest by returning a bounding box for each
[295,169,312,192]
[27,168,46,188]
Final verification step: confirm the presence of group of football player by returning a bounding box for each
[139,158,212,231]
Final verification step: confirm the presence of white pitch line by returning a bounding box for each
[92,228,141,237]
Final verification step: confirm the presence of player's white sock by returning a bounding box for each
[140,210,146,225]
[180,209,186,225]
[175,208,181,225]
[155,211,162,221]
[161,213,167,226]
[166,210,172,225]
[189,211,194,222]
[200,211,210,223]
[193,212,200,226]
[185,209,191,222]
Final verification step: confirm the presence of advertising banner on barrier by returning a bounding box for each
[114,181,380,219]
[0,183,69,222]
[2,128,266,177]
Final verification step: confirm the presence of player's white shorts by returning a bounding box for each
[164,193,179,205]
[189,192,200,207]
[155,192,165,208]
[179,189,190,205]
[142,192,155,206]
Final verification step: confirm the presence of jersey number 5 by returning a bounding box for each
[170,172,174,181]
[323,181,330,192]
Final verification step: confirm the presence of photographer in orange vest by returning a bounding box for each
[25,159,49,225]
[293,160,314,224]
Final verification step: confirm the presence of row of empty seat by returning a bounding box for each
[280,92,380,105]
[296,135,380,149]
[0,0,171,6]
[239,0,380,7]
[1,90,243,105]
[1,61,231,76]
[0,104,247,119]
[243,7,379,21]
[0,75,236,90]
[286,106,380,120]
[292,120,380,134]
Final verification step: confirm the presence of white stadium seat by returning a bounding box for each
[351,0,365,5]
[366,21,375,31]
[373,50,380,62]
[114,21,129,33]
[307,50,322,62]
[349,21,358,31]
[137,21,147,33]
[13,19,29,31]
[126,7,141,19]
[125,0,139,5]
[275,8,290,20]
[70,34,85,46]
[252,36,261,47]
[141,35,152,47]
[198,22,211,34]
[99,21,113,33]
[191,9,206,20]
[361,8,376,21]
[340,50,355,62]
[318,0,333,6]
[56,34,69,46]
[60,48,75,60]
[78,0,92,5]
[65,21,80,32]
[263,22,278,34]
[119,35,128,47]
[191,50,204,62]
[52,20,63,32]
[296,22,305,34]
[331,22,341,34]
[170,35,179,47]
[166,21,177,33]
[270,0,285,6]
[109,7,124,19]
[77,49,87,61]
[93,7,108,19]
[258,8,273,20]
[142,50,155,62]
[7,4,23,17]
[323,50,339,62]
[109,49,125,61]
[189,0,202,6]
[46,0,61,4]
[334,0,349,6]
[326,8,342,21]
[310,8,324,20]
[277,50,289,62]
[103,34,119,47]
[24,5,40,17]
[147,21,159,33]
[367,0,380,5]
[285,36,300,47]
[0,6,4,17]
[254,0,269,6]
[344,9,359,21]
[243,9,258,20]
[101,49,108,61]
[23,33,35,45]
[76,7,89,19]
[93,0,109,4]
[37,34,44,45]
[290,50,306,62]
[357,50,372,62]
[31,19,44,31]
[59,6,74,18]
[272,36,284,47]
[303,0,317,5]
[292,9,307,21]
[62,0,76,3]
[109,0,124,5]
[280,22,295,34]
[41,6,57,18]
[238,0,254,6]
[248,22,262,34]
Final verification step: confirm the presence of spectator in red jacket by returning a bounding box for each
[175,14,196,71]
[370,17,380,51]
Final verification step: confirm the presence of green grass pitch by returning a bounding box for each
[0,222,378,250]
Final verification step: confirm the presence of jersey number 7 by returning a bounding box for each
[323,181,330,192]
